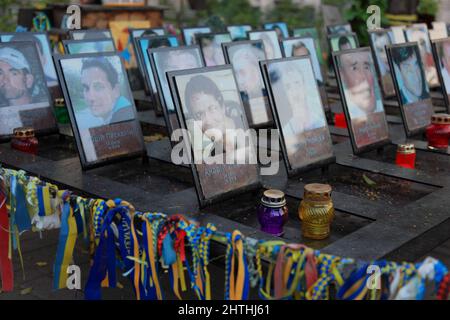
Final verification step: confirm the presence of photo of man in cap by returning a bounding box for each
[0,47,38,107]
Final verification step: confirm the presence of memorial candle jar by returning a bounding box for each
[334,112,347,128]
[426,114,450,150]
[54,98,70,124]
[395,143,416,169]
[298,183,334,240]
[11,127,38,155]
[257,189,288,236]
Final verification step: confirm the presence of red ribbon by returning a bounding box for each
[0,192,13,291]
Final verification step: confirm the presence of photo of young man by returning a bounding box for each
[226,42,271,126]
[198,33,232,67]
[0,42,54,137]
[436,40,450,100]
[75,57,135,129]
[249,31,282,59]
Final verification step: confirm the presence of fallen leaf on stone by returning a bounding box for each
[117,282,124,289]
[362,174,376,187]
[20,287,32,295]
[36,262,47,267]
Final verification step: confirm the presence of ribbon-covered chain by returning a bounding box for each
[225,230,250,300]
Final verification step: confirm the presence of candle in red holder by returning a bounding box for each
[334,112,347,128]
[10,127,38,155]
[395,143,416,169]
[426,114,450,150]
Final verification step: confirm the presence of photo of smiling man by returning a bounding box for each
[335,49,389,150]
[76,57,135,129]
[58,54,143,164]
[0,42,55,138]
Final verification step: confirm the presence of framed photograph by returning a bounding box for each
[54,52,145,169]
[63,39,116,54]
[333,48,390,154]
[404,25,440,88]
[222,40,272,128]
[0,32,61,99]
[0,42,56,140]
[432,38,450,112]
[263,22,289,40]
[386,43,433,136]
[281,36,328,111]
[430,22,447,40]
[293,27,324,65]
[328,32,359,52]
[248,30,282,59]
[261,56,335,176]
[182,27,212,46]
[135,35,178,97]
[390,26,407,44]
[69,29,113,40]
[148,46,204,135]
[167,65,260,207]
[129,27,165,39]
[227,25,252,41]
[368,29,396,98]
[196,32,232,67]
[327,23,353,35]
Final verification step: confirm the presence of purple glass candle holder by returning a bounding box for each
[257,189,288,236]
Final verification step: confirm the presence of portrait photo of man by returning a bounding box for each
[369,31,395,96]
[1,32,58,87]
[173,68,259,201]
[0,45,49,108]
[61,56,135,130]
[391,45,430,105]
[152,47,204,132]
[182,27,212,46]
[338,50,384,119]
[226,42,271,126]
[264,23,289,40]
[0,42,54,137]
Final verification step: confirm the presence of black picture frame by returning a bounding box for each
[326,23,353,35]
[386,42,434,137]
[262,22,290,39]
[0,31,62,100]
[134,34,179,100]
[195,32,232,67]
[166,65,261,207]
[148,45,204,138]
[62,38,116,54]
[129,27,166,69]
[222,40,273,128]
[280,36,329,111]
[226,24,252,41]
[247,30,283,59]
[327,32,360,53]
[53,52,146,170]
[68,28,113,40]
[0,41,57,142]
[332,47,391,154]
[128,27,165,39]
[181,26,212,46]
[431,38,450,113]
[368,29,397,98]
[260,56,335,177]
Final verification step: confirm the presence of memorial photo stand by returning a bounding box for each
[386,42,450,156]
